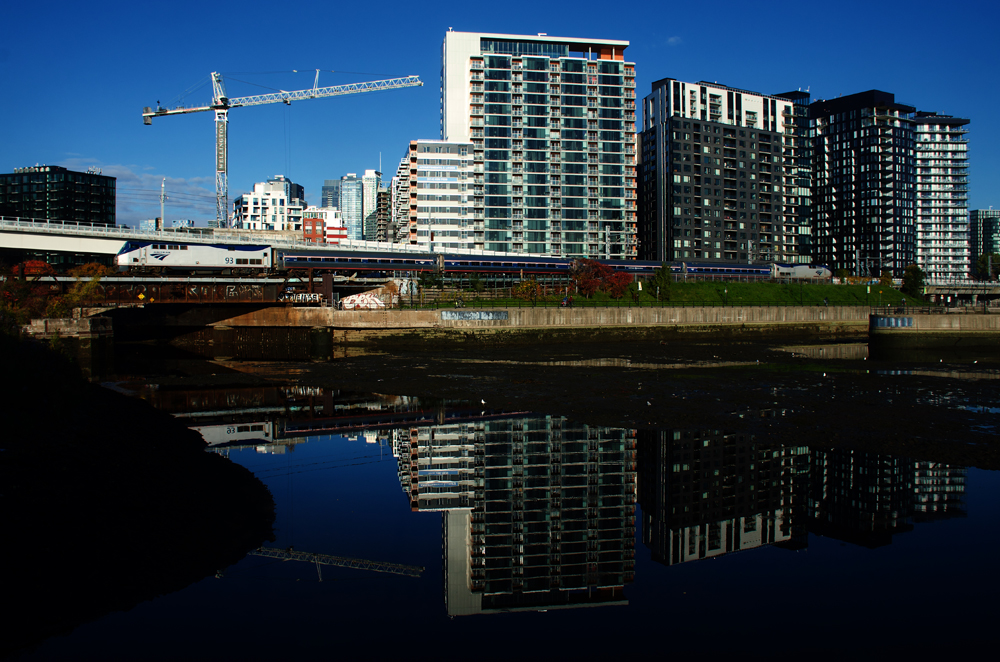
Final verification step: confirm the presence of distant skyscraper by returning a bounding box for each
[914,112,970,281]
[810,91,917,277]
[390,156,411,244]
[339,173,363,240]
[361,169,381,241]
[232,175,305,231]
[442,31,638,258]
[375,187,391,242]
[321,179,341,208]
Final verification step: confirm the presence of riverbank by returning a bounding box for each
[0,335,275,657]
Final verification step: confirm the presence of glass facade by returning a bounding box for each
[339,174,363,241]
[0,165,116,226]
[810,91,917,277]
[914,113,970,281]
[445,33,637,258]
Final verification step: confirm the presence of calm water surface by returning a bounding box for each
[25,377,1000,660]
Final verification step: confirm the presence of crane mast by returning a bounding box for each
[143,71,423,228]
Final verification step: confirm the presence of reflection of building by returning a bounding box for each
[808,450,966,547]
[808,450,915,547]
[638,429,968,560]
[638,427,810,566]
[397,416,636,616]
[913,461,967,522]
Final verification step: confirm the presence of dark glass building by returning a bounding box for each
[0,165,116,226]
[639,79,802,264]
[810,91,917,277]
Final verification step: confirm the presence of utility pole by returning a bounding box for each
[159,178,167,230]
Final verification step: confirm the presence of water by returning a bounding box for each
[21,374,1000,660]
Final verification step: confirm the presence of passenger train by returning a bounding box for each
[116,240,831,280]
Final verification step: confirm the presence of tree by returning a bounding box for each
[569,259,612,298]
[512,279,540,305]
[901,264,925,298]
[605,271,633,299]
[879,270,894,287]
[975,253,1000,281]
[648,262,672,301]
[468,272,485,293]
[67,262,113,278]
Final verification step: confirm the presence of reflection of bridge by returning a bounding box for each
[142,386,531,450]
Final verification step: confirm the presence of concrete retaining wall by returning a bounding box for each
[23,317,113,338]
[211,305,870,331]
[870,312,1000,348]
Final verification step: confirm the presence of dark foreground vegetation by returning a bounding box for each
[0,335,275,658]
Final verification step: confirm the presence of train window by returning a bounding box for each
[251,259,262,265]
[228,248,236,251]
[181,245,188,250]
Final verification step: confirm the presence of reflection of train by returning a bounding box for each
[116,240,830,280]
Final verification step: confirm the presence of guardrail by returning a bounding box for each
[393,298,903,310]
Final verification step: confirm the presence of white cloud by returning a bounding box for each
[60,158,216,227]
[666,36,683,46]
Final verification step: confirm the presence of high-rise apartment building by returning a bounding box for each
[639,80,802,264]
[361,169,381,241]
[390,156,411,244]
[321,179,341,208]
[442,31,638,258]
[970,209,1000,278]
[913,113,970,281]
[0,165,116,226]
[773,90,814,263]
[395,139,475,250]
[339,173,363,240]
[232,175,306,231]
[810,91,917,277]
[375,187,391,243]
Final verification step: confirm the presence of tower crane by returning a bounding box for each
[142,70,423,227]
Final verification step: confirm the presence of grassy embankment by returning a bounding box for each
[434,281,924,308]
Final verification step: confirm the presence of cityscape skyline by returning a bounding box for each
[2,1,997,227]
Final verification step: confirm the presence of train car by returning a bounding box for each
[771,263,832,279]
[276,247,438,274]
[442,253,573,276]
[116,241,272,273]
[674,262,772,279]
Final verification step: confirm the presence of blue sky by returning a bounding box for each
[2,0,997,225]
